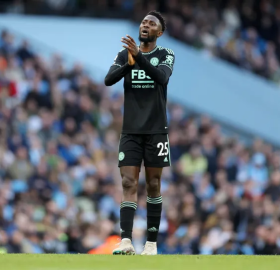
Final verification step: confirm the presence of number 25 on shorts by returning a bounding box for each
[157,142,169,156]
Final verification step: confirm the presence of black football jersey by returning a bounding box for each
[105,45,175,134]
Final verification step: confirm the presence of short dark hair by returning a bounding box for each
[147,10,166,32]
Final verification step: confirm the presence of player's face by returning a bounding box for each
[139,15,163,43]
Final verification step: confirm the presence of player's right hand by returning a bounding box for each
[128,50,135,66]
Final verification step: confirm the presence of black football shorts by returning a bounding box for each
[118,134,171,168]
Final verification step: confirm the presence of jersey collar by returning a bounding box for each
[140,46,158,55]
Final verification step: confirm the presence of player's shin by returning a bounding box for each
[146,195,162,242]
[120,202,137,240]
[120,172,139,241]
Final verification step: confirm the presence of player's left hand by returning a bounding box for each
[121,35,139,57]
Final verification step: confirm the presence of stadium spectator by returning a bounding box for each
[3,1,280,84]
[161,0,280,86]
[2,25,280,255]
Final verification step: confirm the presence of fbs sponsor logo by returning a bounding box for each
[164,157,168,162]
[131,70,153,82]
[148,227,158,232]
[131,70,155,88]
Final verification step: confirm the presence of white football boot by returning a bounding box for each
[141,241,157,255]
[113,238,136,255]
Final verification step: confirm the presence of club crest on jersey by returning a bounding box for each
[119,152,125,161]
[150,57,159,66]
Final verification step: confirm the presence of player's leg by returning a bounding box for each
[120,166,140,240]
[142,134,171,255]
[113,134,143,255]
[142,167,163,255]
[113,166,140,255]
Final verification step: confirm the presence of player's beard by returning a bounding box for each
[138,33,157,43]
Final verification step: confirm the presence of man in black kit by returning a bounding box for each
[104,10,175,255]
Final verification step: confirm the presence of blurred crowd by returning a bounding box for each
[3,0,280,85]
[134,0,280,86]
[1,29,280,255]
[163,0,280,86]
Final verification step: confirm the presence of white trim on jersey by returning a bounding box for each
[141,46,159,55]
[158,63,173,71]
[167,134,171,166]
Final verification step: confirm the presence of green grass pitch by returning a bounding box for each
[1,254,279,270]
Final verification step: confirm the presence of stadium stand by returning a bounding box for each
[1,28,280,255]
[163,0,280,86]
[2,1,280,86]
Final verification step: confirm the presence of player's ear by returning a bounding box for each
[157,31,163,38]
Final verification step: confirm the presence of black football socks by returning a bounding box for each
[120,201,137,240]
[147,195,163,242]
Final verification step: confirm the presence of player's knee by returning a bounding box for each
[122,175,137,192]
[147,177,160,194]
